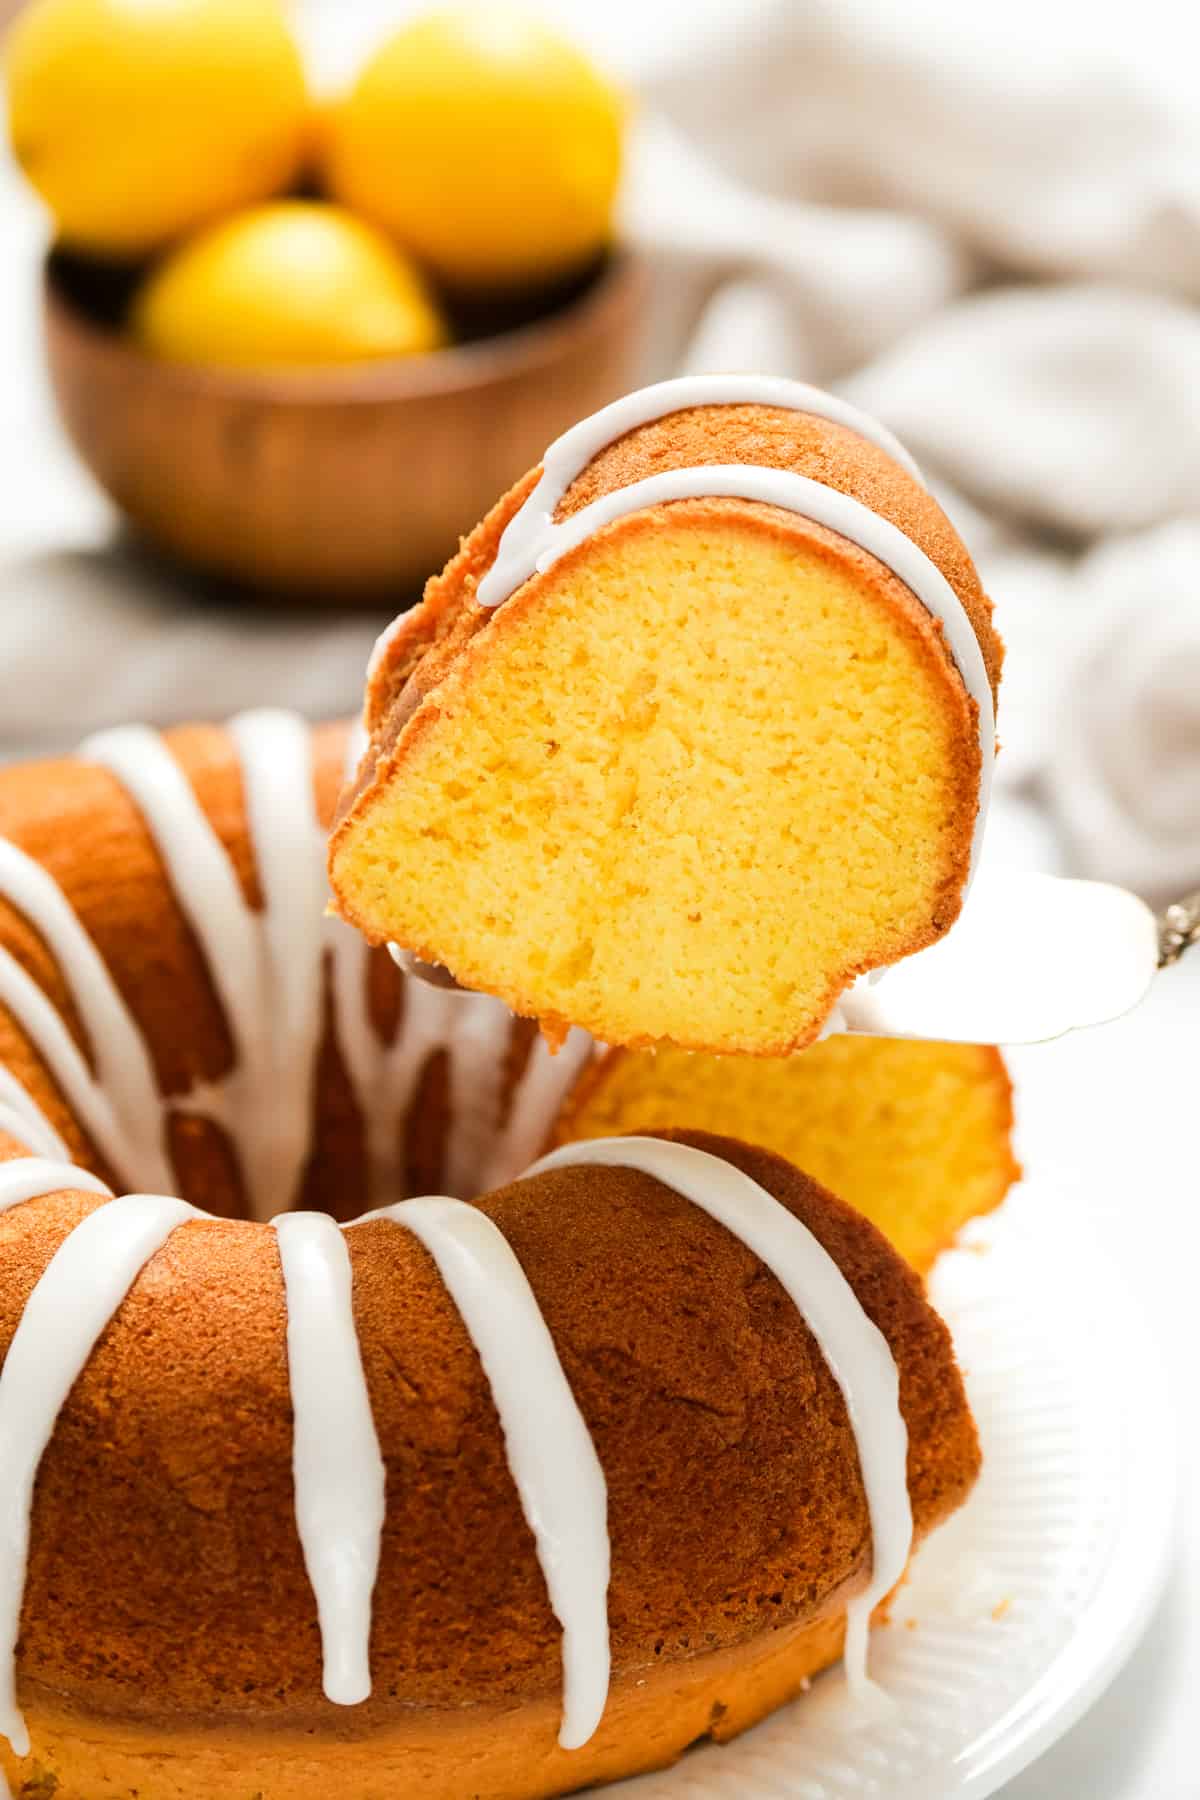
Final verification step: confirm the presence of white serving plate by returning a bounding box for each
[616,1174,1176,1800]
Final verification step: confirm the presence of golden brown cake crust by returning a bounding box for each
[0,1130,978,1737]
[4,1607,855,1800]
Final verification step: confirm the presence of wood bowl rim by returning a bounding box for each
[42,246,648,407]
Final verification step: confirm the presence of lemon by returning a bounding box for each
[5,0,310,256]
[131,202,447,369]
[324,5,624,291]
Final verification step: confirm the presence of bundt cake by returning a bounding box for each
[0,1121,979,1800]
[329,374,1003,1055]
[0,711,986,1798]
[554,1037,1020,1276]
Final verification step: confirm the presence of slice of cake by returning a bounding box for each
[330,376,1002,1054]
[552,1037,1020,1275]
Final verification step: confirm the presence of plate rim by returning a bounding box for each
[942,1212,1178,1799]
[616,1183,1179,1800]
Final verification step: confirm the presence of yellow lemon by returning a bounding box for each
[324,5,625,291]
[5,0,310,256]
[131,202,447,368]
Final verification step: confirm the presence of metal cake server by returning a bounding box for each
[834,871,1199,1046]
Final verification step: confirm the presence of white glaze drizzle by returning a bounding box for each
[366,614,407,683]
[526,1136,912,1696]
[328,928,502,1202]
[439,991,517,1196]
[325,926,402,1206]
[323,724,428,1208]
[272,1212,387,1707]
[0,1069,69,1162]
[81,714,326,1220]
[480,1026,595,1192]
[0,1158,110,1214]
[0,943,142,1187]
[348,1195,610,1750]
[0,839,174,1189]
[329,929,591,1208]
[0,1184,197,1759]
[227,711,330,1208]
[474,374,993,879]
[478,377,923,618]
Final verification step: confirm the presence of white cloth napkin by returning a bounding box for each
[622,0,1200,903]
[4,0,1199,904]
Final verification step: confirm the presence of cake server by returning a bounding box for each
[834,870,1195,1046]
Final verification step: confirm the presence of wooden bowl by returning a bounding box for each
[42,250,648,603]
